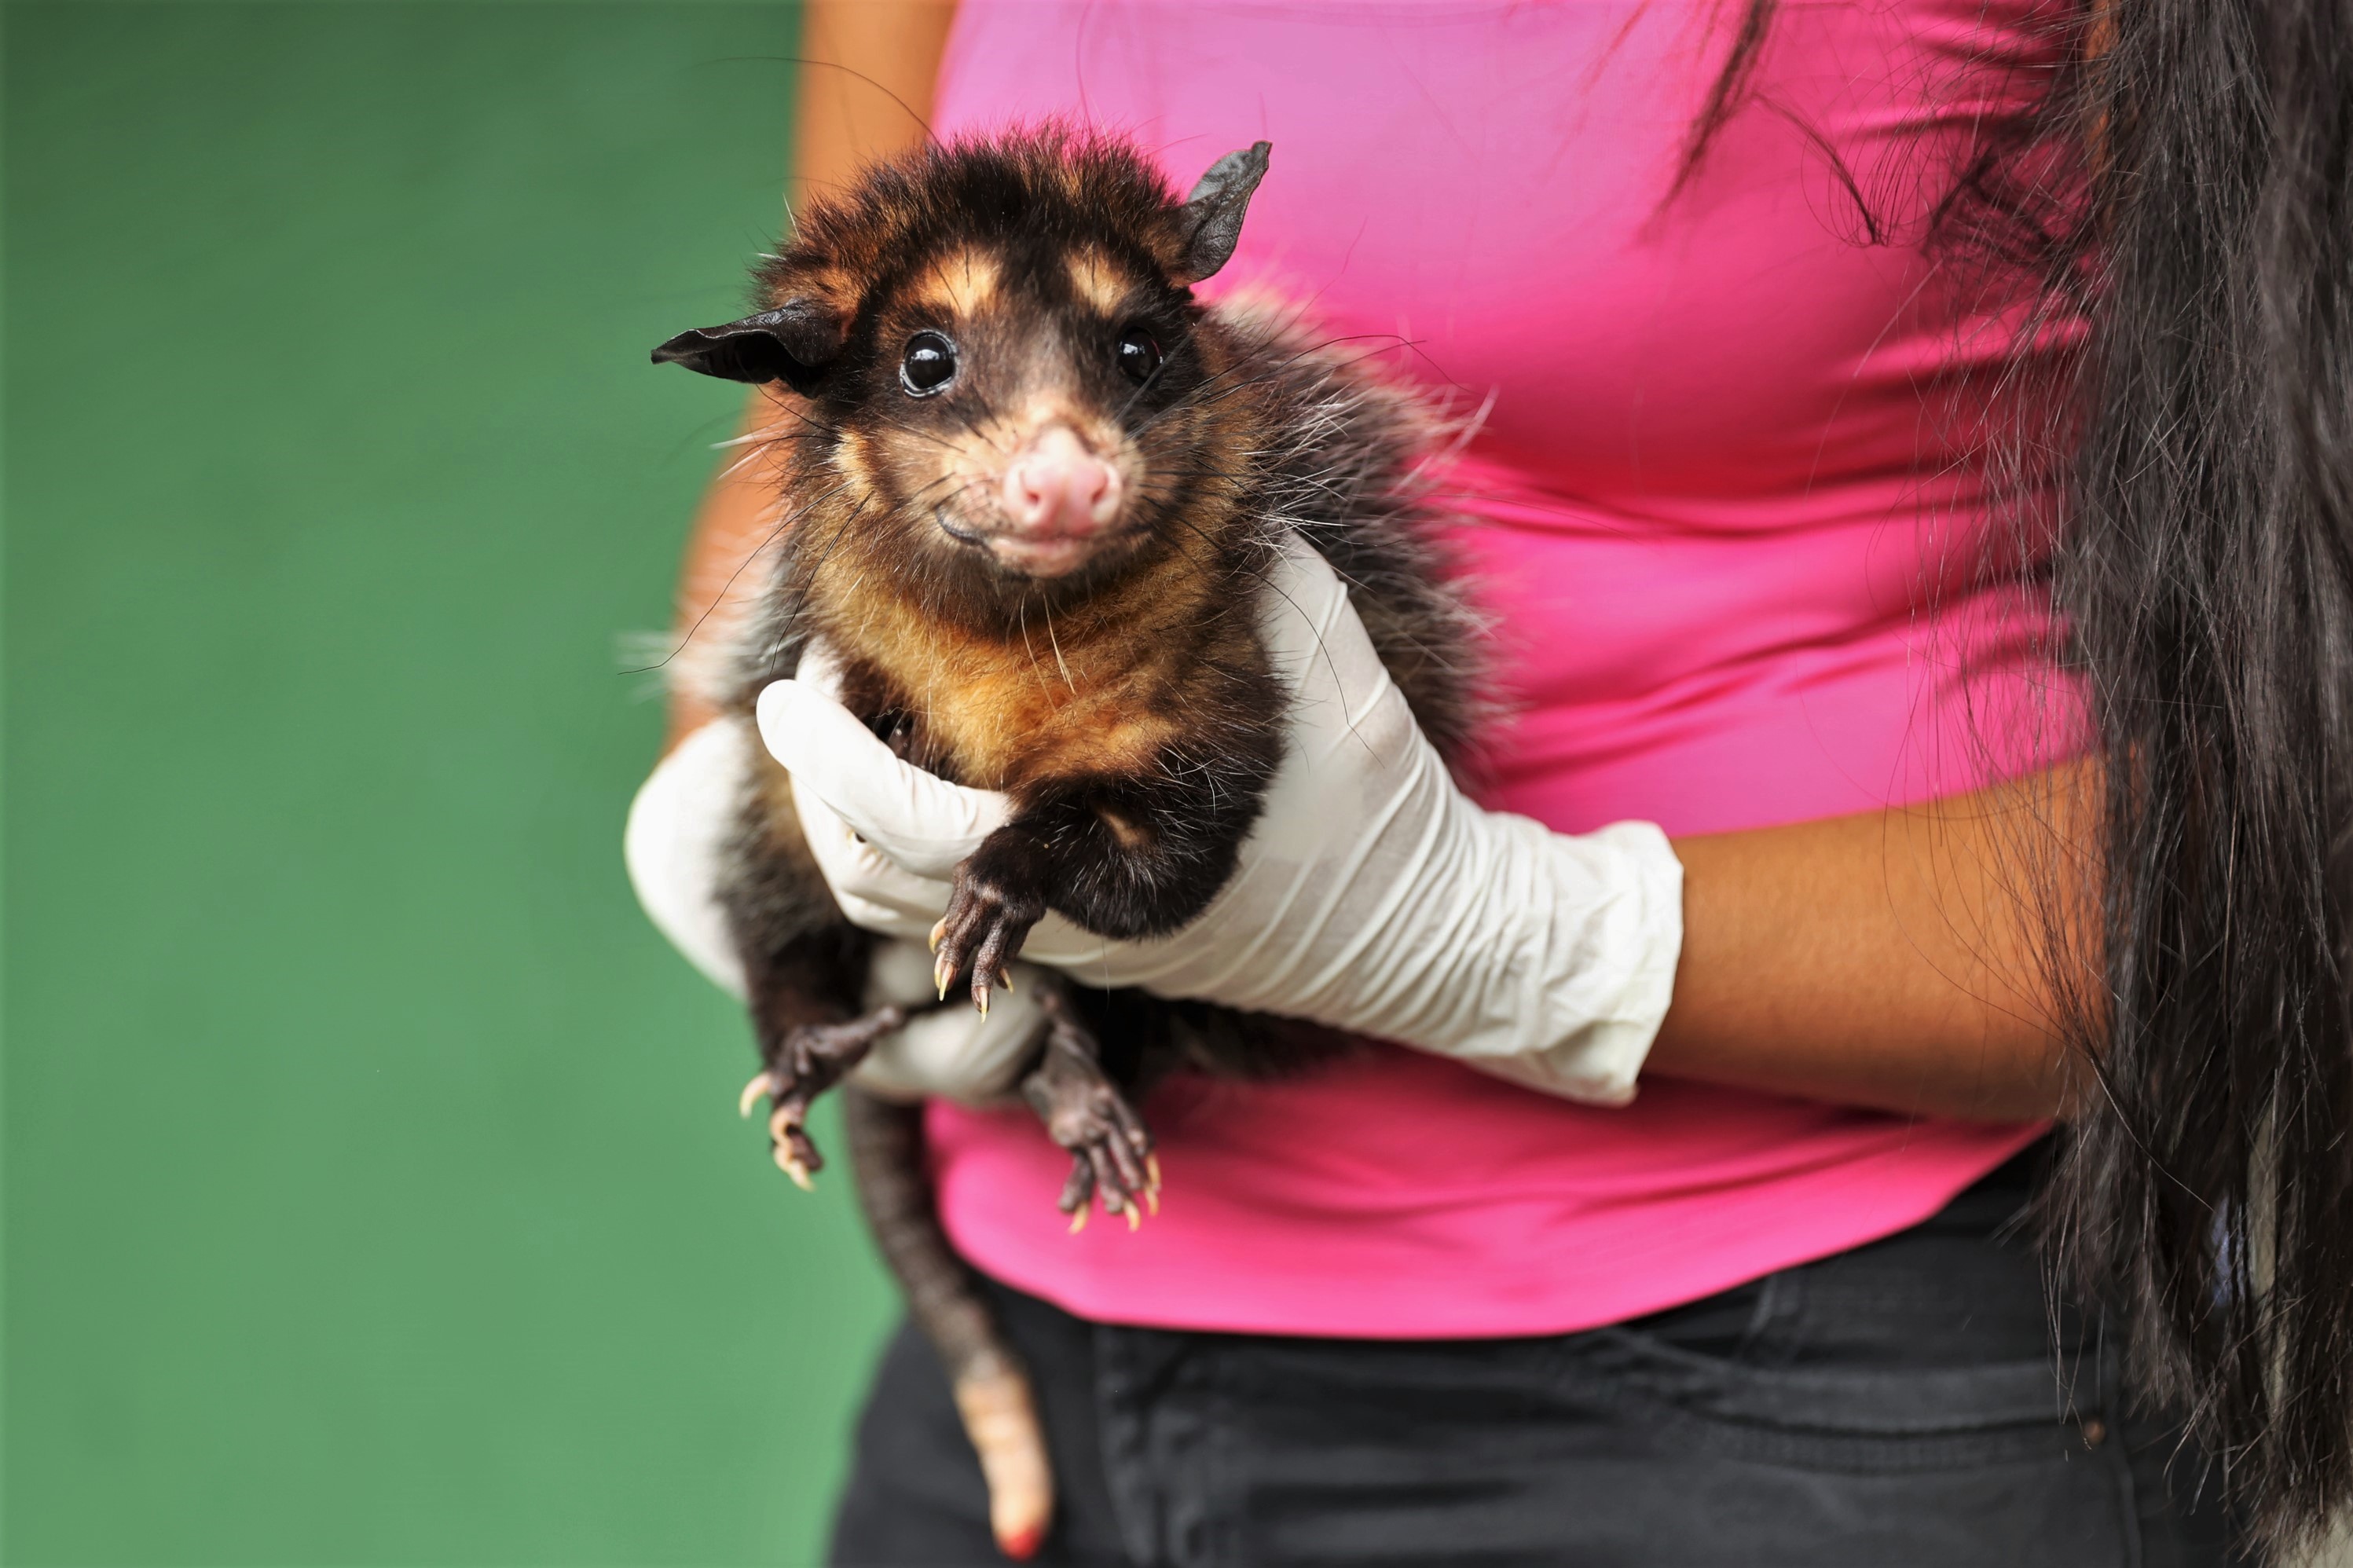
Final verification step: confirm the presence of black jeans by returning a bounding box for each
[829,1152,2245,1566]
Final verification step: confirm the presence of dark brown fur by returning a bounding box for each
[654,126,1483,1554]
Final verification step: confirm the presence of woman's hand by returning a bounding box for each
[624,716,1049,1105]
[761,540,1687,1106]
[647,540,2084,1123]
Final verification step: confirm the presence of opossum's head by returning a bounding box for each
[654,129,1272,601]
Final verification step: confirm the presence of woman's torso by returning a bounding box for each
[924,0,2067,1336]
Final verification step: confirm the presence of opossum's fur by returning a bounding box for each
[717,293,1486,773]
[663,127,1487,1556]
[709,290,1488,1083]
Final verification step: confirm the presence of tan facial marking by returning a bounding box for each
[913,247,1002,319]
[831,427,879,497]
[1065,247,1131,317]
[1097,807,1152,851]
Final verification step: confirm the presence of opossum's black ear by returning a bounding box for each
[1173,141,1271,284]
[651,299,847,393]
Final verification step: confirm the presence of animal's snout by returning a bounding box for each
[1001,427,1123,539]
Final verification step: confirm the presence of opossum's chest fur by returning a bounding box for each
[804,559,1270,795]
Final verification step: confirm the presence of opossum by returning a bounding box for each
[652,126,1483,1561]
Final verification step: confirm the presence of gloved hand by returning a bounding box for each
[759,537,1684,1107]
[621,715,1047,1104]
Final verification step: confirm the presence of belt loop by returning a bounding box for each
[1740,1265,1810,1364]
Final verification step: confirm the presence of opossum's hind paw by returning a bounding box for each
[741,1006,909,1189]
[1022,997,1158,1228]
[735,1072,819,1187]
[953,1367,1054,1562]
[933,841,1050,1014]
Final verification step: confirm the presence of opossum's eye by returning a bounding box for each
[1115,328,1162,385]
[899,332,958,397]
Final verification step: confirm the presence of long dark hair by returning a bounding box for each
[1693,0,2353,1548]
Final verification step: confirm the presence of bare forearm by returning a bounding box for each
[665,0,956,747]
[789,0,955,212]
[1645,762,2096,1123]
[659,3,2091,1130]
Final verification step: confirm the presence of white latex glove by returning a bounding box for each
[757,537,1684,1107]
[621,715,1046,1104]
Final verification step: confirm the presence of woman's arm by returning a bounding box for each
[665,0,957,746]
[1651,762,2094,1123]
[761,537,2098,1127]
[663,0,2094,1124]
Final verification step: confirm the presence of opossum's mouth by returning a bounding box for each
[933,508,1142,581]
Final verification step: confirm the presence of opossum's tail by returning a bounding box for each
[841,1086,1054,1561]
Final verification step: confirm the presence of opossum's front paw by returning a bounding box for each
[739,1006,908,1190]
[930,828,1053,1017]
[1021,991,1159,1231]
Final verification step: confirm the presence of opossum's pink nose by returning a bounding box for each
[1002,427,1122,540]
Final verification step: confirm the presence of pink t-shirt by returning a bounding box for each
[924,0,2068,1337]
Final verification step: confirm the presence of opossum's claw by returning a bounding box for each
[751,1006,908,1186]
[934,848,1048,1014]
[1023,998,1158,1230]
[1057,1147,1095,1227]
[772,1139,817,1192]
[966,921,1027,1014]
[1085,1139,1149,1228]
[768,1107,825,1187]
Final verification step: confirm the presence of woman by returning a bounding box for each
[629,1,2353,1561]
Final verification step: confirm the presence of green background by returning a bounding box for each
[3,5,903,1563]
